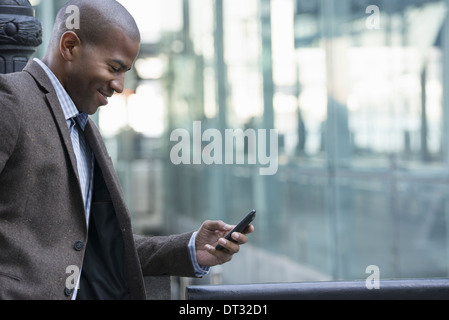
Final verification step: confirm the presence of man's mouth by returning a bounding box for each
[98,90,112,105]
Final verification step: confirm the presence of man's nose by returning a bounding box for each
[110,73,125,94]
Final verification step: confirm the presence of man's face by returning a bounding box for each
[64,29,140,115]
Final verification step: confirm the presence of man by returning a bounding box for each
[0,0,253,300]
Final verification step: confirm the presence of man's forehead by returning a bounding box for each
[95,31,140,65]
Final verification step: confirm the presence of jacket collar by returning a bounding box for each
[23,59,81,187]
[23,58,55,94]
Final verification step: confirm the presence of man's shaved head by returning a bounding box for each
[49,0,140,49]
[42,0,141,115]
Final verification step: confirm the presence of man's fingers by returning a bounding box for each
[204,243,233,263]
[202,220,233,232]
[243,224,255,235]
[213,237,240,254]
[230,231,248,245]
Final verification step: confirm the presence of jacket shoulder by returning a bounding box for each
[0,72,27,172]
[0,70,33,119]
[0,69,43,103]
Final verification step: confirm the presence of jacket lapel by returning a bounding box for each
[83,118,135,243]
[83,119,122,203]
[23,60,79,181]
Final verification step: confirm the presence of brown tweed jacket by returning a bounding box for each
[0,60,195,300]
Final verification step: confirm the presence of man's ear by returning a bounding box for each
[59,31,82,61]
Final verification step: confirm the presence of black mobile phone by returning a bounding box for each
[216,209,256,250]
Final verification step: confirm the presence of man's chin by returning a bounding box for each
[80,105,101,116]
[89,106,102,115]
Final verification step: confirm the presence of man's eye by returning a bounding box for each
[110,66,120,73]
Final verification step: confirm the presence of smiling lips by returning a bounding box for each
[98,90,112,105]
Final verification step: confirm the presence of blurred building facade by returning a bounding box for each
[31,0,449,287]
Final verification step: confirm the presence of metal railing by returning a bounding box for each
[186,278,449,300]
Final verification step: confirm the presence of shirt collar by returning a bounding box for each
[33,58,89,131]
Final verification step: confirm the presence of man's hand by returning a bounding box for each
[195,220,254,267]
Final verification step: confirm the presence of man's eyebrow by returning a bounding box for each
[112,59,131,71]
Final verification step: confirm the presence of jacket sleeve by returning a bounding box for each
[0,77,21,175]
[133,232,196,278]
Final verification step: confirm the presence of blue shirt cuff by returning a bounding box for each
[188,231,210,277]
